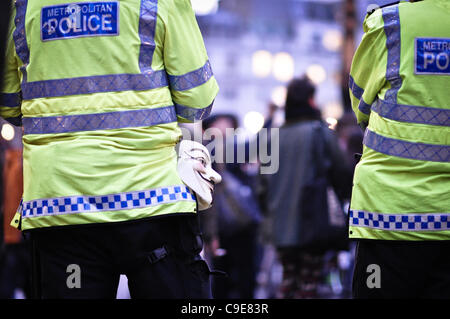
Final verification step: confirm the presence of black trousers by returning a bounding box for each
[212,225,259,299]
[28,214,213,299]
[352,240,450,299]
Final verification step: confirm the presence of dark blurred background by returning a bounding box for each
[190,0,395,133]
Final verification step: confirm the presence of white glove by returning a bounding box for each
[176,140,222,211]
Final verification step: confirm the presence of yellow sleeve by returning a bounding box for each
[0,4,22,126]
[160,0,219,123]
[348,10,387,126]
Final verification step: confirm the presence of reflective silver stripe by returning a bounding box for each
[382,5,402,104]
[138,0,157,73]
[22,185,196,218]
[168,61,214,91]
[13,0,29,83]
[14,0,167,99]
[0,92,22,107]
[363,129,450,162]
[372,99,450,127]
[358,99,371,115]
[23,106,177,135]
[348,75,364,100]
[175,101,214,121]
[21,71,168,100]
[350,210,450,232]
[349,75,372,115]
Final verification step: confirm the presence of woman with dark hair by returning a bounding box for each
[284,76,321,122]
[262,76,352,298]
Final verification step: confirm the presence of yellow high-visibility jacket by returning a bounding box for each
[0,0,219,230]
[348,0,450,240]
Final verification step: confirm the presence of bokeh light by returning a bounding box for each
[306,64,327,85]
[271,86,287,107]
[323,101,344,119]
[322,30,343,52]
[325,117,338,130]
[252,50,273,78]
[1,123,15,141]
[190,0,219,16]
[244,111,265,134]
[273,52,295,82]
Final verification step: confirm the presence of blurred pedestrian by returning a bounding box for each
[200,114,264,299]
[262,76,352,298]
[335,112,363,172]
[348,0,450,298]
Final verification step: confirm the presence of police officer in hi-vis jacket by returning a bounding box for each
[0,0,219,298]
[348,0,450,298]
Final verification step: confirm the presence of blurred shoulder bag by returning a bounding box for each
[298,123,348,252]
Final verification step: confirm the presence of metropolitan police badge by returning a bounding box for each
[415,38,450,75]
[41,2,119,41]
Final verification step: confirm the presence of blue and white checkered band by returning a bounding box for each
[372,99,450,127]
[0,93,22,107]
[363,129,450,163]
[350,210,450,232]
[415,38,450,75]
[22,185,196,218]
[41,2,120,41]
[382,5,402,104]
[168,61,214,91]
[22,105,177,135]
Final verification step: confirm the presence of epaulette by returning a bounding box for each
[366,1,400,16]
